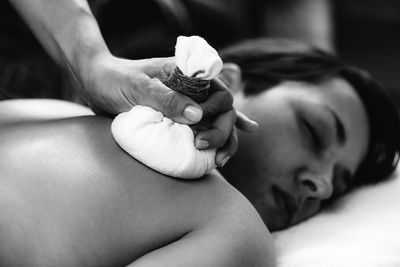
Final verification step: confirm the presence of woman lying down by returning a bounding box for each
[0,39,399,267]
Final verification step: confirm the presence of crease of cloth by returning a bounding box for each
[272,166,400,267]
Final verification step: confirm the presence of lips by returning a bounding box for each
[272,185,299,227]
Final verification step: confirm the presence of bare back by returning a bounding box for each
[0,106,274,267]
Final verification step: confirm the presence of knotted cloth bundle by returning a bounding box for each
[164,67,209,103]
[111,36,223,179]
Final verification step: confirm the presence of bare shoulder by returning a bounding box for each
[200,171,277,267]
[130,171,277,267]
[0,103,276,266]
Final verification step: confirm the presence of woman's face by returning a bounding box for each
[223,77,369,230]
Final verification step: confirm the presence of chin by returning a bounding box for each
[267,220,289,231]
[257,206,290,231]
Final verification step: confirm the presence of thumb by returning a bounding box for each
[149,80,203,124]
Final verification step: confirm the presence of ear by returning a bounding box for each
[218,63,244,94]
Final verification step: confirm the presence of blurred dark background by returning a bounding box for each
[335,0,400,104]
[1,0,399,105]
[95,0,400,107]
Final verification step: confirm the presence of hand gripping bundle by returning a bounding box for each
[111,36,223,178]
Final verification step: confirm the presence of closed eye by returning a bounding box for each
[303,119,322,151]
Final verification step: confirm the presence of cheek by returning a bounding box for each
[252,117,304,172]
[233,121,304,196]
[239,107,303,168]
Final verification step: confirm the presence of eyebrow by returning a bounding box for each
[330,109,346,145]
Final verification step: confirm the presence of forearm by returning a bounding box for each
[9,0,109,81]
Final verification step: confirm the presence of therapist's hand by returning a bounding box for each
[192,78,259,167]
[80,51,258,165]
[80,52,207,124]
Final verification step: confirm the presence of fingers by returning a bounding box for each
[141,57,176,80]
[143,73,233,125]
[216,127,238,167]
[135,64,235,125]
[144,79,204,125]
[194,109,258,168]
[236,111,259,132]
[199,77,234,118]
[199,89,233,119]
[210,76,229,92]
[137,57,207,124]
[194,108,236,151]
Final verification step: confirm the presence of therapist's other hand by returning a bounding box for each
[81,52,204,124]
[193,78,259,167]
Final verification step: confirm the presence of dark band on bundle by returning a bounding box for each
[164,67,210,103]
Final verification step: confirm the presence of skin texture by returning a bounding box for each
[220,66,369,230]
[0,102,274,267]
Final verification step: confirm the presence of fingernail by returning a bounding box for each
[220,156,230,167]
[251,120,259,129]
[183,106,202,122]
[195,140,209,149]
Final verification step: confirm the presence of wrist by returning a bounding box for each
[74,45,111,92]
[71,16,110,85]
[53,5,110,89]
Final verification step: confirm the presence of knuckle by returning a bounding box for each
[128,74,146,90]
[143,77,157,92]
[203,91,233,116]
[213,129,228,148]
[161,91,182,116]
[223,91,234,107]
[130,77,153,104]
[211,77,228,92]
[162,60,175,76]
[216,91,234,111]
[203,103,218,117]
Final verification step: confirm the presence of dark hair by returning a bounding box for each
[220,38,400,187]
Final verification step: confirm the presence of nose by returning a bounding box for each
[298,170,334,200]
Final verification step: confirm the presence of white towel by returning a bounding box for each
[272,167,400,267]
